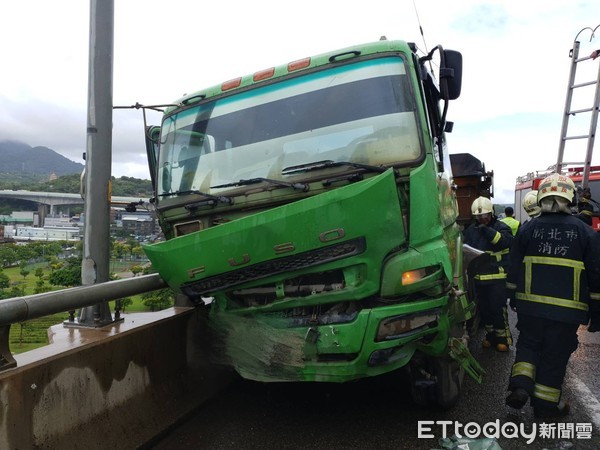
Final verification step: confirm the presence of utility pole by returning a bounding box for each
[66,0,118,327]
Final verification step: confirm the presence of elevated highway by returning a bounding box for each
[0,190,150,227]
[0,190,149,214]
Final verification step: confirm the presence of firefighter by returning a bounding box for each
[505,173,600,418]
[464,196,514,352]
[522,190,541,223]
[575,186,594,226]
[500,206,520,236]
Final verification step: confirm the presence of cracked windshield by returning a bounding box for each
[157,56,421,197]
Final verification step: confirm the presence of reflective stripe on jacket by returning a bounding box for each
[506,213,600,324]
[464,217,513,281]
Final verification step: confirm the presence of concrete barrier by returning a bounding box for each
[0,307,235,449]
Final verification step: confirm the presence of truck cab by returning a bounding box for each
[143,39,481,407]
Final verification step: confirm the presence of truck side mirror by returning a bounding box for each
[145,125,161,190]
[441,50,462,100]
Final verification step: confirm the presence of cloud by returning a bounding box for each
[1,0,599,205]
[0,96,86,160]
[451,4,510,34]
[451,111,564,202]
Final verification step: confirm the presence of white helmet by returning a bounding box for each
[522,190,541,217]
[537,173,575,204]
[471,196,493,216]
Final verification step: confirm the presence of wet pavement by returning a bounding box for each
[11,308,193,368]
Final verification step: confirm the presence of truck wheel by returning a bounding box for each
[408,352,464,409]
[432,356,464,408]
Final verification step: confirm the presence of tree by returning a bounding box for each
[0,245,17,267]
[47,256,64,272]
[131,245,145,260]
[20,268,30,280]
[142,289,174,312]
[30,241,62,260]
[33,278,50,294]
[111,242,128,259]
[0,271,9,291]
[9,285,25,298]
[16,246,36,264]
[48,256,82,287]
[119,297,133,312]
[3,173,152,197]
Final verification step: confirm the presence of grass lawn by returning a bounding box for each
[3,260,163,354]
[9,313,68,354]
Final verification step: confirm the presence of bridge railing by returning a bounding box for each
[0,273,167,371]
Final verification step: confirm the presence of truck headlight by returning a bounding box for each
[401,265,440,286]
[376,310,440,342]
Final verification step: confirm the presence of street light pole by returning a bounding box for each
[70,0,119,327]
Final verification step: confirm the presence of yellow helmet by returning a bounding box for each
[522,190,541,217]
[471,196,493,215]
[537,173,575,204]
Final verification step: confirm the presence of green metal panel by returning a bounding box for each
[144,169,405,296]
[208,296,450,382]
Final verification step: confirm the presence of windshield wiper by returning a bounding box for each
[211,177,309,192]
[281,160,393,176]
[158,190,233,204]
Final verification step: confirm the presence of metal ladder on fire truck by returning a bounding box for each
[555,29,600,189]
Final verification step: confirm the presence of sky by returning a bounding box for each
[0,0,599,204]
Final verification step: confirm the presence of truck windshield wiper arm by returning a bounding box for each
[281,160,393,175]
[158,190,233,204]
[211,177,309,192]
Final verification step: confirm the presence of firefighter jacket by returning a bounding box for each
[463,217,513,282]
[506,212,600,325]
[576,197,594,226]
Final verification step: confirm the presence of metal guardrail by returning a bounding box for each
[0,273,167,371]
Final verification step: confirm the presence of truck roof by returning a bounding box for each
[166,39,415,114]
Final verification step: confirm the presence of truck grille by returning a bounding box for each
[182,237,366,297]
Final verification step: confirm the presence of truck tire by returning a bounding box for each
[432,356,464,409]
[408,352,464,409]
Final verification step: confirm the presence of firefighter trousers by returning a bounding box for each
[475,279,512,345]
[508,313,579,411]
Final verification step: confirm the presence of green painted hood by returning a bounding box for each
[143,169,406,296]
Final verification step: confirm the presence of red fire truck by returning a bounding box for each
[514,166,600,230]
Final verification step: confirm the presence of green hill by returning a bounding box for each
[0,140,85,177]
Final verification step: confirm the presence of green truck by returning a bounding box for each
[142,38,483,407]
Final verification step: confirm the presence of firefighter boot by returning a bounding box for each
[482,331,494,349]
[506,388,529,409]
[534,401,570,419]
[494,327,512,352]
